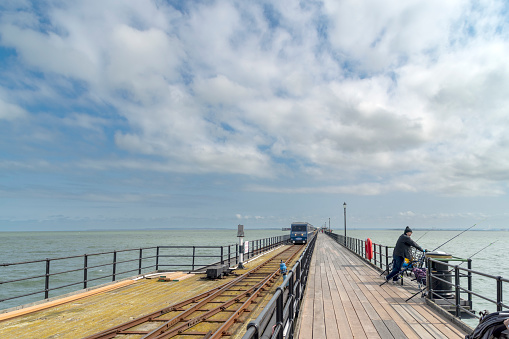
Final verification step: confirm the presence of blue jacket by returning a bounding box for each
[280,262,287,273]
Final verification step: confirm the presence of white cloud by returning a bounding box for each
[1,0,509,199]
[0,98,28,120]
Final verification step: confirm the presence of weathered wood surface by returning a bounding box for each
[298,233,470,338]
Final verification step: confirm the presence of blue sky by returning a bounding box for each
[1,0,509,231]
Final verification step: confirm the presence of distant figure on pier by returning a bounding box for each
[385,226,424,283]
[280,260,287,281]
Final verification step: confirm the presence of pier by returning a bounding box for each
[0,231,480,338]
[297,233,470,338]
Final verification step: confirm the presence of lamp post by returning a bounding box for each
[343,202,347,246]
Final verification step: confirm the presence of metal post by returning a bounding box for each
[385,246,389,273]
[276,288,284,339]
[192,246,196,271]
[467,259,472,309]
[45,259,50,299]
[155,247,159,271]
[427,258,433,300]
[221,246,224,265]
[289,271,295,338]
[343,202,347,246]
[455,265,460,317]
[228,245,231,268]
[113,251,117,281]
[138,249,142,275]
[379,244,383,269]
[84,254,88,289]
[497,276,503,312]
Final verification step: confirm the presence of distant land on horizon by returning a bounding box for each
[1,227,507,232]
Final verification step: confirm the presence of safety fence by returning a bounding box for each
[242,233,317,339]
[325,231,394,275]
[426,257,509,319]
[0,235,290,311]
[324,231,509,322]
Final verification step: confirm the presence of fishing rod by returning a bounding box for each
[431,223,477,252]
[458,240,498,267]
[438,240,500,279]
[415,230,430,242]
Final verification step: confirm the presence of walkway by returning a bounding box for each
[298,234,470,338]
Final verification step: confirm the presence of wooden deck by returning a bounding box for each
[297,234,471,338]
[0,245,296,339]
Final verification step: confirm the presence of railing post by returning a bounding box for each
[385,246,389,273]
[497,276,503,312]
[138,248,142,275]
[155,247,159,271]
[289,271,295,338]
[112,251,117,282]
[379,244,382,269]
[455,265,460,317]
[192,246,196,271]
[221,246,224,265]
[45,259,50,299]
[467,259,472,309]
[228,245,231,268]
[427,258,433,301]
[276,288,284,339]
[83,254,88,289]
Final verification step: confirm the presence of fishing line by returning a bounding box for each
[415,230,430,242]
[431,223,478,252]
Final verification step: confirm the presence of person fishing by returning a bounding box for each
[385,226,424,283]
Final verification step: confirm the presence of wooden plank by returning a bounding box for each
[298,251,316,339]
[312,253,326,339]
[0,280,136,322]
[321,262,340,338]
[372,319,395,338]
[383,319,409,339]
[325,254,353,338]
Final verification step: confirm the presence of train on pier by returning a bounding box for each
[289,222,316,244]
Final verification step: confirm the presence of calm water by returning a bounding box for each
[1,228,507,328]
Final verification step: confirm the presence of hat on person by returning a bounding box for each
[404,226,412,234]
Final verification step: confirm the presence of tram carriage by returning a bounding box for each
[290,222,316,244]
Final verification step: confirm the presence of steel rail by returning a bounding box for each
[144,246,302,339]
[83,244,301,339]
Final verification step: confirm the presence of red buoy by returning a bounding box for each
[365,238,373,260]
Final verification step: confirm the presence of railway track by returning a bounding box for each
[83,244,303,339]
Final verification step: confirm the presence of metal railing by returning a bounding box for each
[426,257,509,319]
[0,235,290,310]
[242,233,317,339]
[325,231,394,275]
[324,232,509,321]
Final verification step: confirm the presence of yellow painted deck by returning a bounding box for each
[297,233,472,339]
[0,245,295,339]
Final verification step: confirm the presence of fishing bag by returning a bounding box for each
[465,311,509,339]
[412,267,427,285]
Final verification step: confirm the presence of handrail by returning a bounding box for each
[243,231,317,339]
[0,234,290,310]
[323,231,509,321]
[426,257,509,318]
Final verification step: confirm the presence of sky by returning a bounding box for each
[1,0,509,232]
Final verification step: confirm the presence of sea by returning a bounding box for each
[0,228,507,328]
